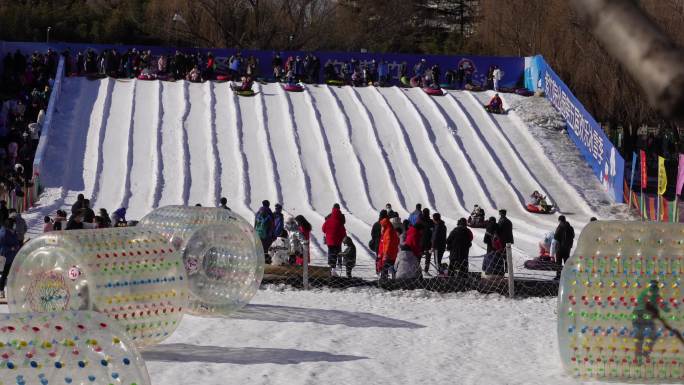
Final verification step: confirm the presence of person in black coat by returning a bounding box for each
[554,215,575,266]
[368,210,388,256]
[483,216,498,253]
[431,213,447,271]
[497,209,514,245]
[419,208,433,273]
[71,193,86,215]
[446,218,473,278]
[65,211,84,230]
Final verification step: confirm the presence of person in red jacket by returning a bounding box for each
[322,203,347,272]
[403,222,423,259]
[377,217,399,279]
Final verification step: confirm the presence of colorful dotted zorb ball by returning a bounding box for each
[558,221,684,382]
[139,206,264,317]
[7,227,188,348]
[0,310,149,385]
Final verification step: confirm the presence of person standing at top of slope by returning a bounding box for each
[369,210,388,258]
[497,209,514,245]
[408,203,422,226]
[483,216,498,253]
[322,203,347,275]
[404,222,423,259]
[255,200,274,255]
[492,66,503,91]
[272,203,285,239]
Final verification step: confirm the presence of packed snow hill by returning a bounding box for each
[25,77,629,278]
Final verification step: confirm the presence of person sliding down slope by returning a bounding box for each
[484,93,504,114]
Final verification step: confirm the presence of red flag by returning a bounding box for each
[640,150,647,188]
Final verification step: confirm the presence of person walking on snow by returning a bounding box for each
[322,203,347,275]
[446,218,473,278]
[255,200,274,255]
[554,215,575,277]
[431,213,447,273]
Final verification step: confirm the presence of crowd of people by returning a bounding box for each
[0,49,53,209]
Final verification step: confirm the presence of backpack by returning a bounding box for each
[255,211,272,239]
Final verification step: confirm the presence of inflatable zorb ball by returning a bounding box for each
[7,227,188,348]
[139,206,264,317]
[558,221,684,382]
[0,310,149,385]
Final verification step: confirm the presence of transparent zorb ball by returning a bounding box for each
[558,221,684,382]
[139,206,264,317]
[7,227,188,348]
[0,310,150,385]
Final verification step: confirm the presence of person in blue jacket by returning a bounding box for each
[408,204,422,226]
[0,218,21,296]
[378,60,389,84]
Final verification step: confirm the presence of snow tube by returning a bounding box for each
[283,83,304,92]
[515,88,534,97]
[400,76,411,87]
[216,75,230,82]
[326,79,344,86]
[137,74,155,80]
[525,203,553,214]
[235,89,255,97]
[410,77,421,88]
[524,258,561,271]
[484,105,506,114]
[423,87,444,96]
[440,83,457,90]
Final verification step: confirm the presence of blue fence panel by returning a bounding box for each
[525,55,624,203]
[1,41,524,88]
[32,55,65,178]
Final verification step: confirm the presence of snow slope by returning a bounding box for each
[27,79,626,276]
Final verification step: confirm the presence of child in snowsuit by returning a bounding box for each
[338,236,356,278]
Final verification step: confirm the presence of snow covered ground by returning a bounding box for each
[1,287,647,385]
[13,79,643,384]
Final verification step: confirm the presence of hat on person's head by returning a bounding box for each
[558,215,566,222]
[275,203,282,210]
[499,209,507,216]
[262,200,270,207]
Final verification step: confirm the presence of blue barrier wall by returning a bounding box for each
[32,55,64,178]
[1,41,524,88]
[525,55,625,203]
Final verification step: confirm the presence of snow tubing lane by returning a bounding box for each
[423,87,444,96]
[283,84,304,92]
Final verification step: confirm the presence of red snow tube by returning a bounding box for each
[423,87,444,96]
[137,74,155,80]
[283,84,304,92]
[216,75,230,82]
[410,77,421,88]
[525,204,553,214]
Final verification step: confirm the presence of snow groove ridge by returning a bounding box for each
[254,83,283,206]
[206,81,220,206]
[151,80,164,208]
[231,88,251,212]
[394,88,468,216]
[345,87,407,212]
[463,91,551,206]
[180,81,192,206]
[301,86,346,212]
[120,79,138,210]
[321,85,375,213]
[370,87,434,209]
[89,77,115,204]
[414,89,496,211]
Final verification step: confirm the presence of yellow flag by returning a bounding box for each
[658,156,667,195]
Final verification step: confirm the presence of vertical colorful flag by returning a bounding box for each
[658,156,667,221]
[629,152,637,208]
[675,153,684,222]
[640,150,647,220]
